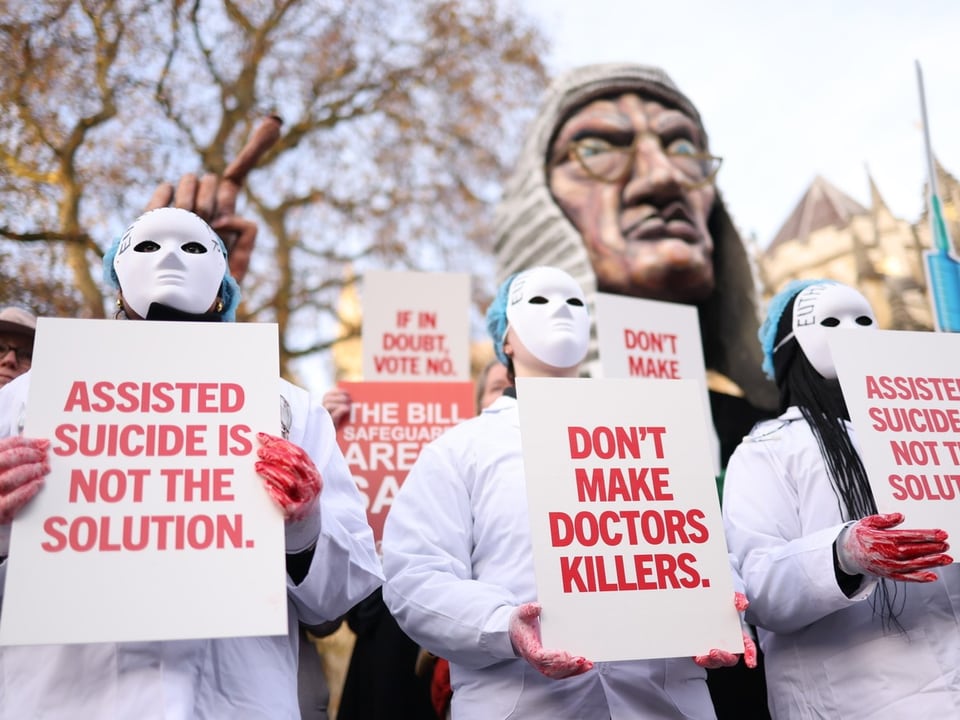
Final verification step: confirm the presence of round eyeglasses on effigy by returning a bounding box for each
[563,134,722,189]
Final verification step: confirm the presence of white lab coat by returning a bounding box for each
[723,407,960,720]
[0,371,382,720]
[381,395,715,720]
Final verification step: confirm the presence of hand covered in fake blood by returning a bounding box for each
[255,433,322,521]
[508,602,593,679]
[0,436,50,524]
[837,512,951,582]
[693,592,757,669]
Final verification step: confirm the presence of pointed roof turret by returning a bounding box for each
[865,165,889,213]
[768,175,868,250]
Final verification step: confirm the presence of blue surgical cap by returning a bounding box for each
[103,214,241,323]
[759,278,835,379]
[485,272,519,365]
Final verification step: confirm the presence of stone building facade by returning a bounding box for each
[755,162,960,332]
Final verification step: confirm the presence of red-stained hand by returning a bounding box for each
[255,433,322,521]
[837,512,951,582]
[0,436,50,524]
[321,389,351,430]
[508,602,593,679]
[694,592,757,669]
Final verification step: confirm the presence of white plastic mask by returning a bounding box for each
[113,208,226,318]
[505,267,590,369]
[787,283,876,379]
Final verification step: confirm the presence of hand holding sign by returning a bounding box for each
[322,389,352,430]
[0,436,50,525]
[256,433,323,553]
[693,592,757,669]
[836,512,951,582]
[508,602,594,679]
[256,433,322,520]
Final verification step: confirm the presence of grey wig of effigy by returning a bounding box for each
[494,62,777,410]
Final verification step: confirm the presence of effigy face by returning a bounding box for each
[547,92,717,304]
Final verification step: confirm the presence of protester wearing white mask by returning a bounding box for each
[722,279,958,720]
[381,266,749,720]
[768,281,877,381]
[500,265,592,374]
[0,207,382,719]
[112,207,231,320]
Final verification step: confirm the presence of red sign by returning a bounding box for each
[337,381,474,545]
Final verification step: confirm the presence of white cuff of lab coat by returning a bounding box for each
[285,501,323,553]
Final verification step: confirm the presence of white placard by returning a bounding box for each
[594,292,720,475]
[516,376,741,662]
[831,328,960,545]
[362,270,470,381]
[0,318,287,645]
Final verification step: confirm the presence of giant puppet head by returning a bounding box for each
[495,63,776,410]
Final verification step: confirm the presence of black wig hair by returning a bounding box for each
[772,294,904,626]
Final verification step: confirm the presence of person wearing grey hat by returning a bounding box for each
[494,63,774,719]
[0,306,37,388]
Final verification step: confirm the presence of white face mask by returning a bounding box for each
[505,267,590,369]
[786,283,876,379]
[113,208,226,318]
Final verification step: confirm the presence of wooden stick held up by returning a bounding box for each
[141,115,283,284]
[218,114,284,217]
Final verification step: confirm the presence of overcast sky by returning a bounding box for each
[518,0,960,247]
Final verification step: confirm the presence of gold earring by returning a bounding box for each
[116,297,123,307]
[216,298,224,313]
